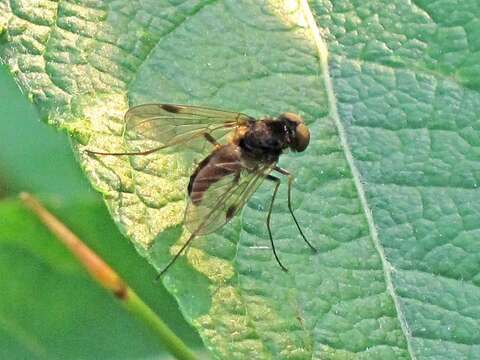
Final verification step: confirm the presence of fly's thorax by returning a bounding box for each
[230,124,250,145]
[240,119,289,155]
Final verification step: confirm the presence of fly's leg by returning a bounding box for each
[156,231,198,280]
[266,175,288,272]
[85,132,220,157]
[274,166,317,253]
[198,132,220,154]
[84,146,164,156]
[203,133,221,149]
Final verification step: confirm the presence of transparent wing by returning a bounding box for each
[124,103,252,152]
[185,161,275,236]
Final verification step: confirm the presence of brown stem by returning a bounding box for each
[19,192,126,298]
[19,192,197,360]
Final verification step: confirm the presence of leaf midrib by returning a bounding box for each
[300,1,416,358]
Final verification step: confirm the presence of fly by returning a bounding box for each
[85,104,317,276]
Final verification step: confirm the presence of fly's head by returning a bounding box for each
[278,112,310,152]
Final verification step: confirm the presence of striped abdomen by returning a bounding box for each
[188,144,242,205]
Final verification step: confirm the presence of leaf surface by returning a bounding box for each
[0,64,203,358]
[311,0,480,358]
[1,0,479,358]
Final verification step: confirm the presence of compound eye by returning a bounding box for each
[281,112,303,124]
[293,123,310,152]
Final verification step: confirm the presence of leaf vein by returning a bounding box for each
[301,1,416,358]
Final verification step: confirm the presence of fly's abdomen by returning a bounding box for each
[188,145,242,205]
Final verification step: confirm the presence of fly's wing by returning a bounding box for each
[124,104,252,152]
[185,162,275,236]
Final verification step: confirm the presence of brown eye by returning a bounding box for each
[278,112,310,152]
[281,112,303,124]
[293,123,310,152]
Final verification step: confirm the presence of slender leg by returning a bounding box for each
[85,132,220,156]
[156,231,197,280]
[274,166,317,253]
[203,133,220,148]
[84,146,164,156]
[266,175,288,272]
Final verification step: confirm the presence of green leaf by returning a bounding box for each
[0,62,203,357]
[1,0,479,359]
[0,63,94,201]
[0,198,201,359]
[310,0,480,358]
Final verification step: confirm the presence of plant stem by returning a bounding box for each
[20,192,197,360]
